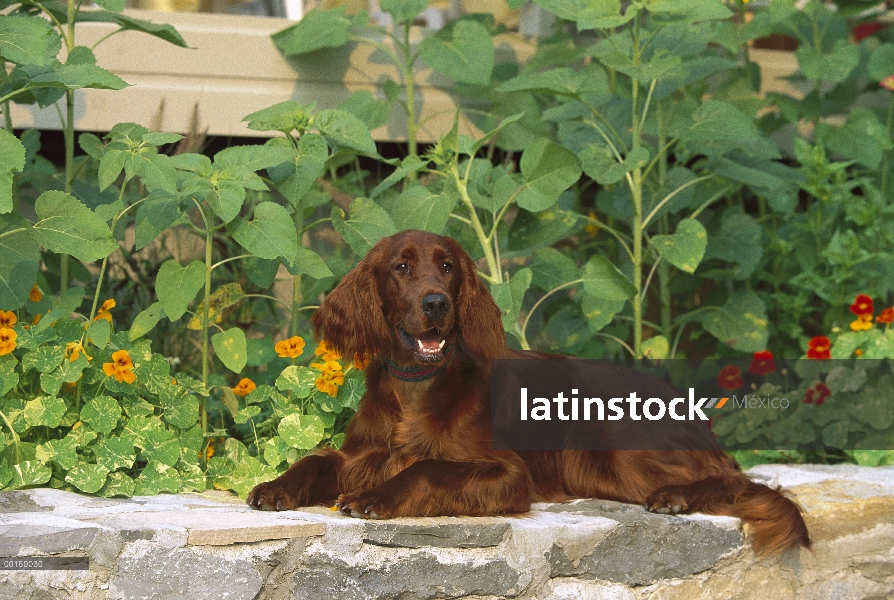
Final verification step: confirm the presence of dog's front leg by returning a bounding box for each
[336,457,532,519]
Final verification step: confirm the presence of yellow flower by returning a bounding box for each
[275,336,306,359]
[314,340,342,362]
[232,377,257,397]
[0,328,16,356]
[849,313,873,331]
[585,210,599,236]
[102,349,135,384]
[65,341,92,362]
[94,299,116,324]
[0,310,16,328]
[28,284,43,302]
[312,360,344,397]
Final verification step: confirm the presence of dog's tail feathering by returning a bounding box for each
[729,482,811,555]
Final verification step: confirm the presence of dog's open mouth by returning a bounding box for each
[398,326,446,361]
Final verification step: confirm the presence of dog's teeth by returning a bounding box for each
[417,339,423,350]
[438,340,445,349]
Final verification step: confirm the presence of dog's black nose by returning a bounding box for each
[421,294,450,320]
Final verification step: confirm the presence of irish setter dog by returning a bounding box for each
[247,229,810,554]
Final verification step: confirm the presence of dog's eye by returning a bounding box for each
[442,261,453,273]
[395,262,409,274]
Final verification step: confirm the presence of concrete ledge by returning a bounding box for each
[1,465,892,599]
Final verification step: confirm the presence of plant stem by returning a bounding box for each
[291,207,303,337]
[453,162,501,283]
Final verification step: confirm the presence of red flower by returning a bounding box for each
[876,307,894,324]
[718,365,744,390]
[748,350,776,376]
[803,382,831,406]
[807,336,831,360]
[849,294,874,317]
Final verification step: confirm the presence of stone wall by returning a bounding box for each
[1,464,892,600]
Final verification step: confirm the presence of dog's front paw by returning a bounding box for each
[247,480,305,511]
[646,486,690,515]
[336,490,393,520]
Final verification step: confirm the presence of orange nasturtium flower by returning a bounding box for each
[0,328,16,356]
[807,336,831,360]
[717,364,744,391]
[876,307,894,324]
[314,340,342,362]
[103,349,135,383]
[232,377,257,397]
[28,284,43,302]
[94,299,116,323]
[747,350,776,376]
[275,336,306,359]
[850,314,873,331]
[312,360,344,397]
[0,310,16,328]
[881,75,894,92]
[65,341,92,362]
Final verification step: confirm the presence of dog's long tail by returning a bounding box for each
[728,481,811,554]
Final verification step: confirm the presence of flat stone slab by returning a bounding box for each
[0,465,892,599]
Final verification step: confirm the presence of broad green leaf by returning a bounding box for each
[203,179,246,224]
[80,395,122,434]
[78,12,188,48]
[581,294,624,331]
[531,247,579,291]
[702,289,768,352]
[645,0,733,24]
[678,100,761,145]
[820,107,890,169]
[703,212,762,279]
[868,43,894,82]
[87,318,111,349]
[66,464,110,494]
[156,259,205,322]
[21,344,65,373]
[497,68,599,97]
[233,405,261,425]
[7,461,51,489]
[380,0,428,24]
[213,144,295,173]
[242,100,314,134]
[229,202,298,261]
[580,145,649,186]
[370,155,427,200]
[419,19,494,85]
[275,365,318,399]
[533,0,638,29]
[99,148,127,191]
[581,255,637,301]
[796,39,859,83]
[97,471,136,498]
[244,256,281,289]
[134,460,180,495]
[36,437,78,470]
[142,132,184,146]
[0,213,40,309]
[129,302,166,341]
[213,456,277,498]
[279,413,326,449]
[517,138,582,211]
[651,218,707,274]
[187,283,246,330]
[641,335,670,359]
[315,109,377,155]
[21,48,129,91]
[31,191,118,261]
[0,129,26,214]
[595,48,681,83]
[272,7,360,57]
[491,268,532,330]
[91,0,125,13]
[161,387,199,430]
[331,198,397,257]
[283,246,334,279]
[134,152,177,194]
[142,428,181,466]
[23,395,66,428]
[390,186,455,233]
[212,327,247,373]
[268,134,328,206]
[338,89,393,130]
[0,15,61,66]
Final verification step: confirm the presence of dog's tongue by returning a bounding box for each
[416,332,444,355]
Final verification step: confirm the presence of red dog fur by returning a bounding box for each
[247,229,810,554]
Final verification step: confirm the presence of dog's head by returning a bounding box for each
[313,230,505,364]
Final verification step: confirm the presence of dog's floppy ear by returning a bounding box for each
[450,238,506,360]
[312,238,392,359]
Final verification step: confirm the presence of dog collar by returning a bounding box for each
[385,344,455,382]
